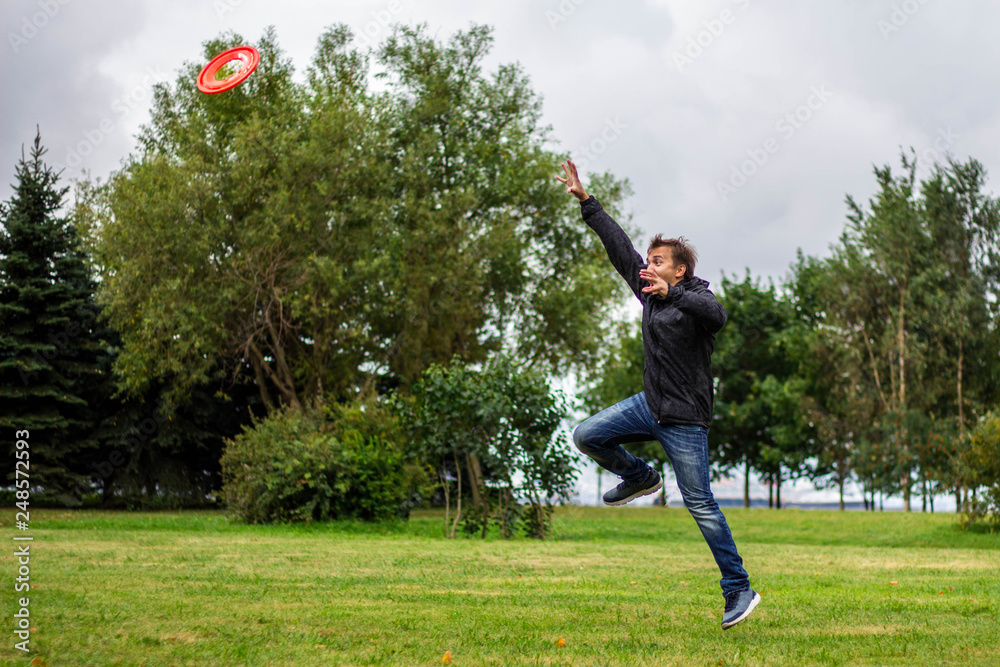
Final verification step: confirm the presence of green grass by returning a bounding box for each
[1,506,998,666]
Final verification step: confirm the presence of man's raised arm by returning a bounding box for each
[556,160,645,303]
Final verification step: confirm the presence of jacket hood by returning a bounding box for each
[679,275,710,290]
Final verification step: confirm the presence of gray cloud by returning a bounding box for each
[3,0,998,288]
[1,1,147,192]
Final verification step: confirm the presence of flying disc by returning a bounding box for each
[197,46,259,94]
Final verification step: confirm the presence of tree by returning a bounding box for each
[814,152,940,511]
[0,130,109,504]
[801,152,1000,512]
[393,353,577,539]
[711,272,809,508]
[85,24,632,418]
[788,251,884,510]
[920,158,1000,511]
[961,410,1000,530]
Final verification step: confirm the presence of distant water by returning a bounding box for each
[712,498,903,511]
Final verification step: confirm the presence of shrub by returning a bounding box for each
[960,410,1000,532]
[220,394,428,523]
[391,353,579,539]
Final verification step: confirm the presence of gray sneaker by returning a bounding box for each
[721,587,761,630]
[602,469,662,506]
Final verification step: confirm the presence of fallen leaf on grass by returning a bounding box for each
[629,581,637,585]
[29,627,37,632]
[442,650,453,664]
[679,581,688,586]
[888,581,898,585]
[556,638,566,648]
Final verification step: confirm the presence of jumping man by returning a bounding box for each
[556,159,760,630]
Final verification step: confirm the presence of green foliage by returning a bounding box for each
[0,131,109,504]
[88,363,261,510]
[220,394,429,523]
[84,23,632,417]
[789,152,1000,511]
[711,272,813,506]
[392,353,578,538]
[961,411,1000,530]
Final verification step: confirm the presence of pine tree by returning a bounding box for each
[0,129,106,504]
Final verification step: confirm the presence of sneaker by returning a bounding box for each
[602,469,662,506]
[721,587,761,630]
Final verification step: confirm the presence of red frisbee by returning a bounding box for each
[197,46,259,94]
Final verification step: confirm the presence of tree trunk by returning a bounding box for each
[248,353,276,413]
[466,452,484,512]
[768,477,773,509]
[463,451,490,538]
[596,467,602,504]
[450,451,462,539]
[898,286,911,513]
[838,471,845,511]
[902,475,911,512]
[776,468,782,510]
[957,337,964,438]
[898,285,906,410]
[659,461,668,507]
[956,337,965,516]
[248,338,302,413]
[744,459,751,509]
[265,314,303,413]
[440,466,451,538]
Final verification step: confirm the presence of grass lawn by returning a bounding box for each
[1,505,998,666]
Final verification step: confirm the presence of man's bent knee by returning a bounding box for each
[573,422,591,453]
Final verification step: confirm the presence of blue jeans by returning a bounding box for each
[573,391,750,596]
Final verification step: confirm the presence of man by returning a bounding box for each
[556,159,760,630]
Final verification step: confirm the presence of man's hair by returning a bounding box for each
[647,235,697,279]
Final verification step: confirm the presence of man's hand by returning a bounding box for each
[556,159,590,201]
[640,267,670,298]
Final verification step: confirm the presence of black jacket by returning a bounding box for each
[581,196,726,428]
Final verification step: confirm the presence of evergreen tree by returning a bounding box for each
[0,130,107,504]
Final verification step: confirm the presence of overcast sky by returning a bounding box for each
[3,0,993,506]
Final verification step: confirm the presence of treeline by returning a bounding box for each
[587,153,1000,520]
[2,24,620,532]
[3,22,1000,529]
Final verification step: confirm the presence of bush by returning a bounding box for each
[960,410,1000,532]
[220,395,429,523]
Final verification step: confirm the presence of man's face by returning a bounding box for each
[646,249,686,286]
